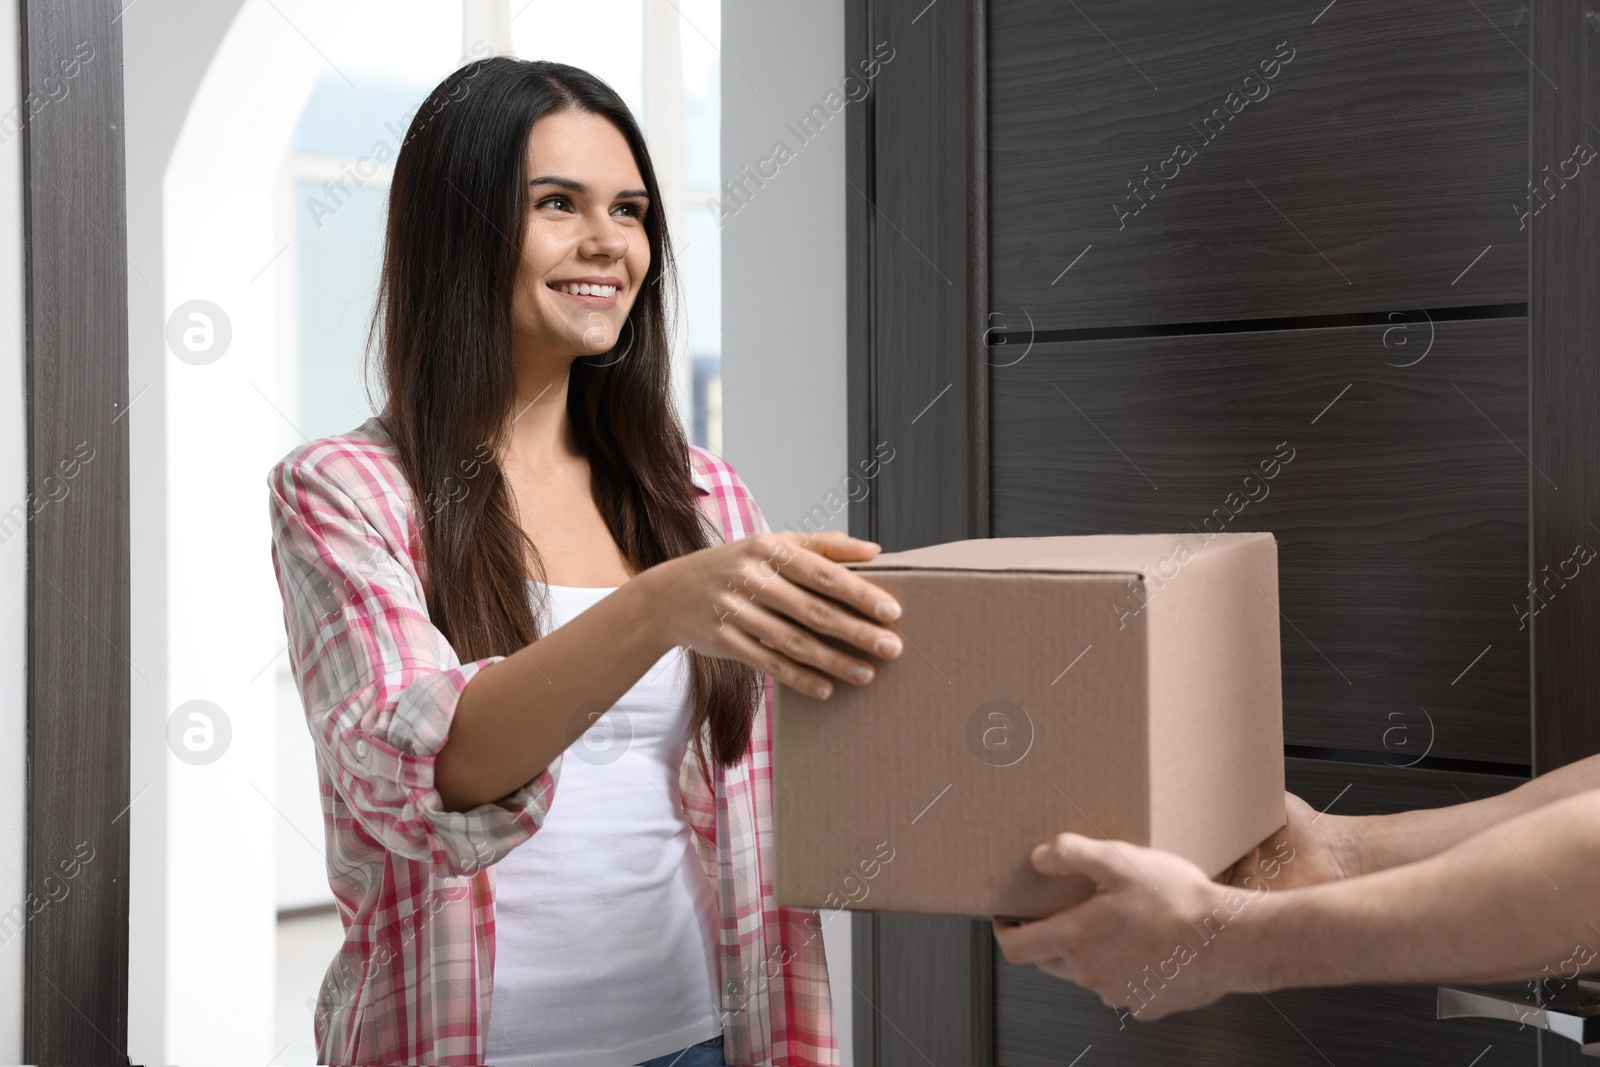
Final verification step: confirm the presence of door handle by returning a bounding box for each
[1438,983,1600,1055]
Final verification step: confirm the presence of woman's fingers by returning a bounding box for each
[756,567,905,664]
[795,529,883,563]
[736,598,879,690]
[705,532,904,690]
[754,532,901,622]
[716,605,837,698]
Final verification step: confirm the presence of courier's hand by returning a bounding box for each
[1221,791,1356,891]
[644,530,905,698]
[992,834,1248,1021]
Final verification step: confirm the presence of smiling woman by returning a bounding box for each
[265,55,903,1067]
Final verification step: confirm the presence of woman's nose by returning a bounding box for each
[580,212,631,259]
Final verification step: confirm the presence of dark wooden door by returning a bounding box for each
[846,1,1600,1064]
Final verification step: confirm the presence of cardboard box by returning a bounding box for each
[772,531,1286,920]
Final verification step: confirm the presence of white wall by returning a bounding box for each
[719,2,854,1061]
[720,3,850,533]
[123,3,253,1060]
[122,3,250,1060]
[0,1,27,1059]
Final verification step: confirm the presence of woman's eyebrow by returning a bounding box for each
[528,175,650,200]
[529,175,584,191]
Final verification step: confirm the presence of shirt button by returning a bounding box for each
[355,740,369,759]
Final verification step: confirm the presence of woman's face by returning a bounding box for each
[511,109,652,363]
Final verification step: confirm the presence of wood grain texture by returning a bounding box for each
[996,759,1532,1066]
[870,914,989,1066]
[860,0,982,556]
[20,2,131,1062]
[851,910,879,1067]
[849,0,995,1063]
[1528,1,1600,772]
[989,0,1529,330]
[1281,755,1527,815]
[846,0,887,1058]
[1526,2,1600,1059]
[968,0,989,547]
[997,973,1534,1067]
[857,0,1548,1061]
[992,320,1531,765]
[846,0,877,550]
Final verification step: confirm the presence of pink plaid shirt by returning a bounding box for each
[267,416,838,1066]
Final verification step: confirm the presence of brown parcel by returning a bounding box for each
[772,531,1287,920]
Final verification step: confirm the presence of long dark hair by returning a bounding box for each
[370,57,760,770]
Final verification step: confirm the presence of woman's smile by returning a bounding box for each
[546,275,622,309]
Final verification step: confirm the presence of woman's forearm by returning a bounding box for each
[1339,752,1600,876]
[435,569,672,812]
[1238,788,1600,993]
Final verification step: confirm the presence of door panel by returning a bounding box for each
[992,319,1530,765]
[847,0,1596,1062]
[989,0,1528,329]
[859,914,992,1066]
[997,973,1533,1067]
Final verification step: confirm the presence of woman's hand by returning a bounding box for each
[1221,791,1359,891]
[641,530,905,697]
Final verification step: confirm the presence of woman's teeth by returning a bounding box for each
[551,282,617,297]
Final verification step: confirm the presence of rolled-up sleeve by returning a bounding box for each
[268,451,560,879]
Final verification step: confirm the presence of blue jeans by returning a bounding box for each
[635,1033,725,1067]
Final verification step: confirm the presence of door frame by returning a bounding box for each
[846,0,1600,1063]
[19,0,131,1060]
[1527,2,1600,1062]
[846,0,994,1062]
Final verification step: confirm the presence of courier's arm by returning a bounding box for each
[1254,751,1600,886]
[1244,787,1600,992]
[994,786,1600,1020]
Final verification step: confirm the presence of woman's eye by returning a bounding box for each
[613,202,644,219]
[536,195,572,211]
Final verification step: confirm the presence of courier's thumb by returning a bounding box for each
[1030,833,1126,887]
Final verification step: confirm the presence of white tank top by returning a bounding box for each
[485,582,723,1066]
